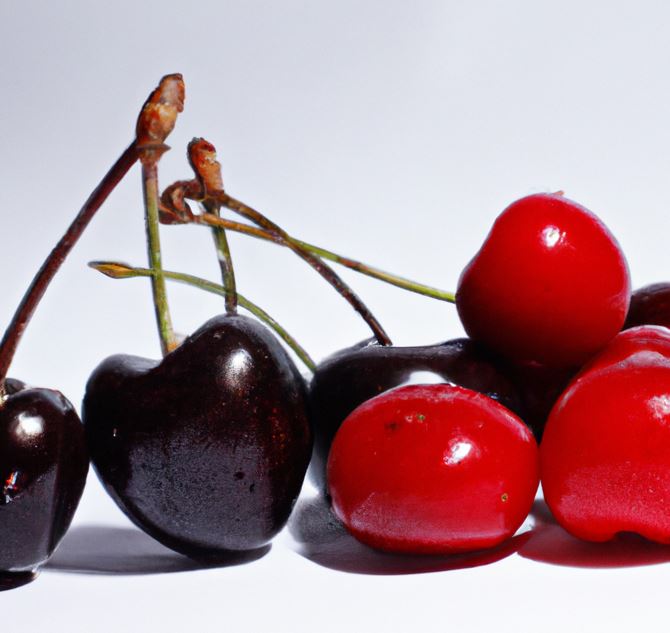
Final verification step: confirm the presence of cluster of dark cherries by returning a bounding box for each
[2,74,670,589]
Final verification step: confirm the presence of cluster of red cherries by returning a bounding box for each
[324,191,670,553]
[2,73,670,591]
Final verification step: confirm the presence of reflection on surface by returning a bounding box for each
[45,500,670,578]
[287,493,531,575]
[45,525,270,575]
[519,500,670,569]
[0,570,37,592]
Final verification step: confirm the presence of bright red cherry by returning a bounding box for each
[578,325,670,375]
[542,328,670,543]
[327,384,539,554]
[456,193,631,367]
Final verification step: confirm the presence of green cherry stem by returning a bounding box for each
[194,213,456,303]
[187,139,237,314]
[141,156,176,356]
[0,142,139,392]
[134,73,185,356]
[89,261,316,371]
[205,199,238,314]
[212,191,393,346]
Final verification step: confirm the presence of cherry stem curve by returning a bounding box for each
[89,261,316,371]
[212,192,393,346]
[142,157,176,356]
[0,142,139,392]
[194,213,456,303]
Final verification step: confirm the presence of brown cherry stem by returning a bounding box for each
[0,142,139,392]
[212,191,393,346]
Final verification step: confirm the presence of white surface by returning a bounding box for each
[1,1,670,630]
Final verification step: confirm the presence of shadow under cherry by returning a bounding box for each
[287,493,532,575]
[45,525,270,576]
[518,500,670,569]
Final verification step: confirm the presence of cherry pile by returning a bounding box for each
[2,74,670,589]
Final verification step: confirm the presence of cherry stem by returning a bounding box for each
[89,261,315,371]
[194,213,456,303]
[142,158,176,356]
[211,192,393,346]
[204,200,238,314]
[0,142,139,392]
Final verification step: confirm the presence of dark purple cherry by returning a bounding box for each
[308,338,525,490]
[0,380,88,589]
[83,314,312,559]
[500,361,577,440]
[624,283,670,330]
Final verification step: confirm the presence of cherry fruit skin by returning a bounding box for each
[541,327,670,543]
[0,379,88,581]
[328,384,539,554]
[624,283,670,330]
[579,325,670,375]
[501,361,577,441]
[308,338,524,489]
[456,193,631,367]
[83,314,312,558]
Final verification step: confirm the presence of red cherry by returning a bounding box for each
[456,193,631,367]
[542,330,670,543]
[327,384,539,554]
[578,325,670,375]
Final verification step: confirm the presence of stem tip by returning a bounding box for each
[136,73,185,153]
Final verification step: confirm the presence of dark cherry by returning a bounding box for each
[308,338,525,490]
[624,283,670,330]
[0,379,88,588]
[500,361,577,441]
[83,314,312,559]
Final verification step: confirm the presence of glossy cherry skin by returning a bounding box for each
[624,283,670,330]
[328,384,539,554]
[541,330,670,543]
[308,338,524,490]
[0,379,88,582]
[579,325,670,375]
[83,314,312,558]
[456,193,631,367]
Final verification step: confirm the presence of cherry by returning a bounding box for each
[624,283,670,330]
[541,326,670,543]
[0,73,173,587]
[456,193,631,367]
[500,361,577,441]
[84,117,313,557]
[327,384,539,554]
[83,314,311,557]
[0,380,88,587]
[579,324,670,374]
[308,337,525,490]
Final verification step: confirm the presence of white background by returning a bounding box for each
[2,1,670,631]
